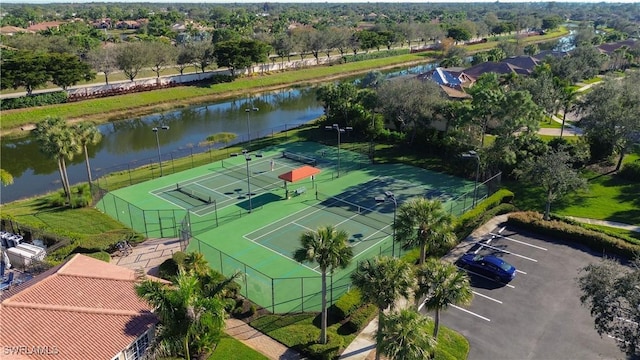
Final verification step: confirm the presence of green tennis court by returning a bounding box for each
[97,141,488,313]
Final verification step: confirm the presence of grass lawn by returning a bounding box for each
[208,334,268,360]
[0,193,139,263]
[539,117,564,129]
[251,313,469,360]
[537,134,581,143]
[510,166,640,226]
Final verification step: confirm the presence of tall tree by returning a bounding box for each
[48,52,95,90]
[394,198,456,265]
[33,117,79,203]
[415,258,473,338]
[149,42,178,78]
[86,46,118,85]
[213,39,269,76]
[115,42,151,81]
[1,51,50,95]
[578,74,640,170]
[72,122,102,187]
[515,147,587,220]
[378,309,436,360]
[136,271,227,360]
[376,78,444,145]
[293,225,353,345]
[351,256,414,360]
[578,258,640,357]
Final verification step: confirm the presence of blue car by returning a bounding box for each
[458,253,516,283]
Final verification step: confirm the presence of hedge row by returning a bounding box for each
[620,161,640,182]
[507,211,640,259]
[454,189,516,241]
[329,288,362,320]
[0,91,68,110]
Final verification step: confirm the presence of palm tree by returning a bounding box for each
[136,270,227,360]
[0,169,13,186]
[415,258,473,338]
[351,256,414,360]
[379,308,436,360]
[293,225,352,344]
[394,198,456,265]
[72,122,102,187]
[33,117,79,203]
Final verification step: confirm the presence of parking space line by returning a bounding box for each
[472,291,502,304]
[515,269,527,275]
[479,242,538,262]
[450,304,491,321]
[498,226,506,234]
[489,233,548,251]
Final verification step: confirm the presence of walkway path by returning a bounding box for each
[114,213,637,360]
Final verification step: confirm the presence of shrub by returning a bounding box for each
[454,189,516,241]
[343,303,377,333]
[306,335,344,360]
[507,211,640,259]
[330,288,362,320]
[0,91,68,110]
[158,258,179,280]
[619,161,640,182]
[172,251,187,268]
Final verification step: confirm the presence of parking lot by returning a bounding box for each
[429,225,623,360]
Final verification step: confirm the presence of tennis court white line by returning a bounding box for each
[237,231,321,275]
[149,190,185,209]
[292,222,314,232]
[489,233,548,251]
[192,182,233,200]
[246,206,325,241]
[245,175,381,240]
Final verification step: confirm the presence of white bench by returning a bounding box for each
[295,187,306,196]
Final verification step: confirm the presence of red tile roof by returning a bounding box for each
[0,254,159,360]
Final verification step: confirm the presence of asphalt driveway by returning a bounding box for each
[429,225,624,360]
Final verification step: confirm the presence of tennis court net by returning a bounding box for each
[282,151,317,166]
[176,184,213,204]
[315,192,392,231]
[224,164,283,191]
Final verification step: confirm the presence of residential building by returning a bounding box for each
[0,254,163,360]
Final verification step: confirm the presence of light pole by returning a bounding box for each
[245,107,259,151]
[324,123,353,178]
[462,150,480,208]
[245,154,253,213]
[375,191,398,257]
[152,125,170,177]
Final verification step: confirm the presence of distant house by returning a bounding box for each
[501,56,540,73]
[92,18,112,29]
[416,67,472,99]
[462,61,531,80]
[0,254,165,360]
[597,39,638,55]
[116,20,142,30]
[27,21,62,32]
[0,26,32,36]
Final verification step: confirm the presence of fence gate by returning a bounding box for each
[159,216,177,238]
